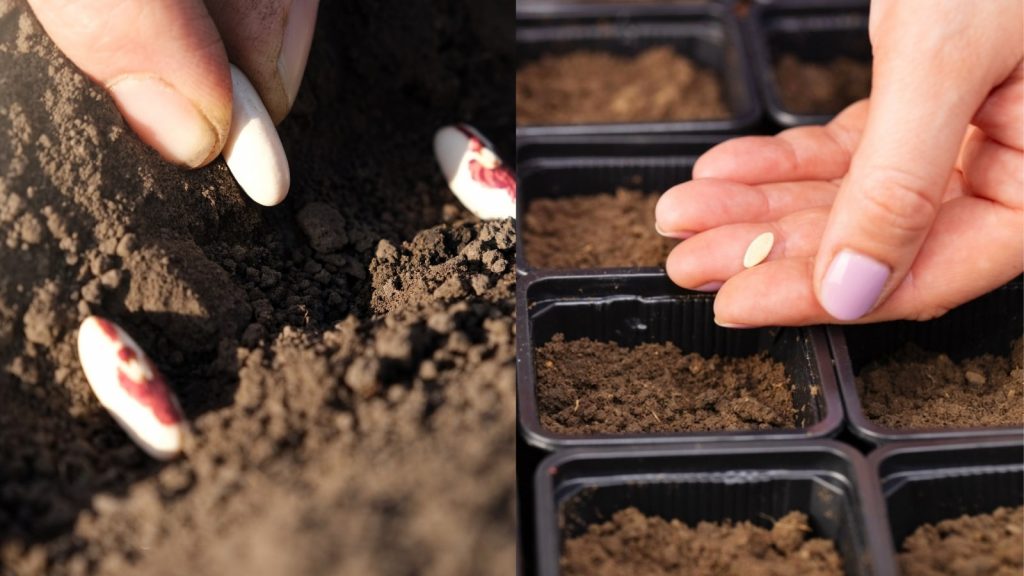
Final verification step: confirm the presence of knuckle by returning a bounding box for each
[857,169,939,236]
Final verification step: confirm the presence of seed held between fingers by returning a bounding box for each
[77,316,185,460]
[222,64,291,207]
[743,231,774,269]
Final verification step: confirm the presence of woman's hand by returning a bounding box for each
[656,0,1023,327]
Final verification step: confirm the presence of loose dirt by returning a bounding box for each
[517,46,728,125]
[0,1,515,575]
[561,507,845,576]
[856,337,1023,430]
[535,335,799,434]
[899,506,1023,576]
[774,54,870,115]
[523,187,675,269]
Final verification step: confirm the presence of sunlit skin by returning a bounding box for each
[656,0,1023,327]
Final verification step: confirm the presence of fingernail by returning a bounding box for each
[278,0,319,108]
[655,221,694,240]
[714,318,752,329]
[693,281,723,292]
[108,76,218,168]
[820,249,890,321]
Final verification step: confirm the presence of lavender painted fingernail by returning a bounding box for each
[820,249,890,321]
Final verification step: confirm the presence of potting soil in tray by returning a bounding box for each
[775,53,870,115]
[561,507,845,576]
[536,335,799,434]
[855,337,1024,430]
[516,46,728,125]
[0,1,514,574]
[523,187,675,269]
[898,505,1023,576]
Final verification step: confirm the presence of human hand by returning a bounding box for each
[655,0,1023,327]
[27,0,319,168]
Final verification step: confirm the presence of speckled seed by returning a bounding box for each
[433,124,516,220]
[743,232,775,269]
[222,64,290,207]
[77,316,184,460]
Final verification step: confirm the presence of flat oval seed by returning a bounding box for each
[743,231,775,268]
[223,64,290,207]
[433,124,516,220]
[77,316,184,460]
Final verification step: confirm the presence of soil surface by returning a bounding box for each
[856,338,1023,430]
[561,507,844,576]
[899,506,1023,576]
[0,1,515,575]
[775,54,870,115]
[517,46,728,125]
[536,335,799,434]
[523,187,675,269]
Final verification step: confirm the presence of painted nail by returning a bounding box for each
[77,316,185,460]
[107,76,218,168]
[820,249,890,321]
[278,0,320,108]
[654,221,694,240]
[223,65,291,206]
[714,318,752,329]
[693,281,723,292]
[433,124,516,220]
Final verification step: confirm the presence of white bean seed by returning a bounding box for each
[223,64,290,207]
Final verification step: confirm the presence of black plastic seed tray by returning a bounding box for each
[829,281,1024,446]
[869,436,1024,565]
[516,272,845,450]
[534,441,893,575]
[746,0,870,127]
[516,3,761,137]
[516,134,727,275]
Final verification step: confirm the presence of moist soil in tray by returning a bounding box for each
[561,507,844,576]
[516,46,728,125]
[898,505,1023,576]
[0,1,515,575]
[856,337,1024,430]
[536,335,799,434]
[775,53,870,115]
[523,188,675,269]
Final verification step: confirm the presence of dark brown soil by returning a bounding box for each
[536,335,799,434]
[517,46,728,125]
[856,338,1024,430]
[0,1,514,575]
[775,54,871,115]
[523,187,675,269]
[561,507,845,576]
[899,506,1023,576]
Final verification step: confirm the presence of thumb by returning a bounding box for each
[27,0,232,168]
[813,0,1020,321]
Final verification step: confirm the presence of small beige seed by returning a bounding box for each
[743,232,775,268]
[964,370,987,385]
